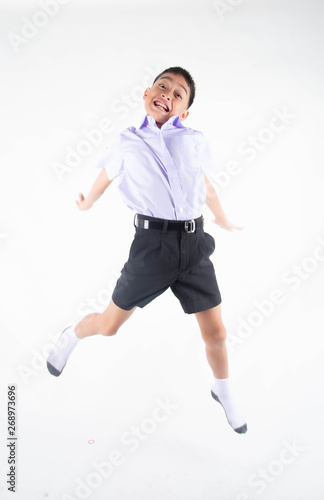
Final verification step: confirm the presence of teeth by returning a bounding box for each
[154,101,168,111]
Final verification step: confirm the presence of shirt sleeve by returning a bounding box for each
[94,134,124,180]
[196,132,215,173]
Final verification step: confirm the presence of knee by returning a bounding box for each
[202,325,227,346]
[98,315,119,337]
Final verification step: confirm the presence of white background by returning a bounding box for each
[1,0,324,499]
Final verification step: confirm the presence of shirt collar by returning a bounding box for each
[138,114,186,131]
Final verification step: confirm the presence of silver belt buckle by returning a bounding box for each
[184,219,196,234]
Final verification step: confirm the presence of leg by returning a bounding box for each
[195,303,228,378]
[75,299,136,338]
[195,304,247,434]
[47,299,136,376]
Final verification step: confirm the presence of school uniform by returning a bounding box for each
[95,114,221,313]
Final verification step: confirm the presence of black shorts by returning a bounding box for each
[112,216,222,314]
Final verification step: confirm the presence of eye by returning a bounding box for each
[159,84,166,89]
[176,93,182,99]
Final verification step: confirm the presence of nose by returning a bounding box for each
[161,93,171,101]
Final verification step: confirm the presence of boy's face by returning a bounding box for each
[143,72,190,128]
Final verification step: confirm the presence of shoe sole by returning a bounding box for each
[211,390,248,434]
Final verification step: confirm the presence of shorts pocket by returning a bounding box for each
[129,231,150,261]
[202,232,215,256]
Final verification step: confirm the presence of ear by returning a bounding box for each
[143,87,151,100]
[180,109,189,121]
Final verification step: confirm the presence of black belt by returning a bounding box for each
[134,214,204,234]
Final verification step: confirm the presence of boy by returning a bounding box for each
[47,66,247,434]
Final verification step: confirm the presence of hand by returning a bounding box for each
[212,217,244,232]
[76,193,92,210]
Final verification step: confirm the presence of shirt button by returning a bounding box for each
[179,208,184,213]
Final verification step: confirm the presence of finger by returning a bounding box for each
[228,221,244,231]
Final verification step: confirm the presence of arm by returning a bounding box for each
[76,169,112,210]
[204,173,243,231]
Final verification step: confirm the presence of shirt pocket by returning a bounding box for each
[176,136,200,169]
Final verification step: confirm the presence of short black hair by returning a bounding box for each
[152,66,196,109]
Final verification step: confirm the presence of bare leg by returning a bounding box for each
[47,299,136,376]
[195,304,247,433]
[195,304,228,378]
[75,299,137,338]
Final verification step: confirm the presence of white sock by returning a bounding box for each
[211,377,247,433]
[47,325,80,376]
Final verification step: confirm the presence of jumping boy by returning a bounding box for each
[47,66,247,434]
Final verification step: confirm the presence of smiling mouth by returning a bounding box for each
[153,100,170,112]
